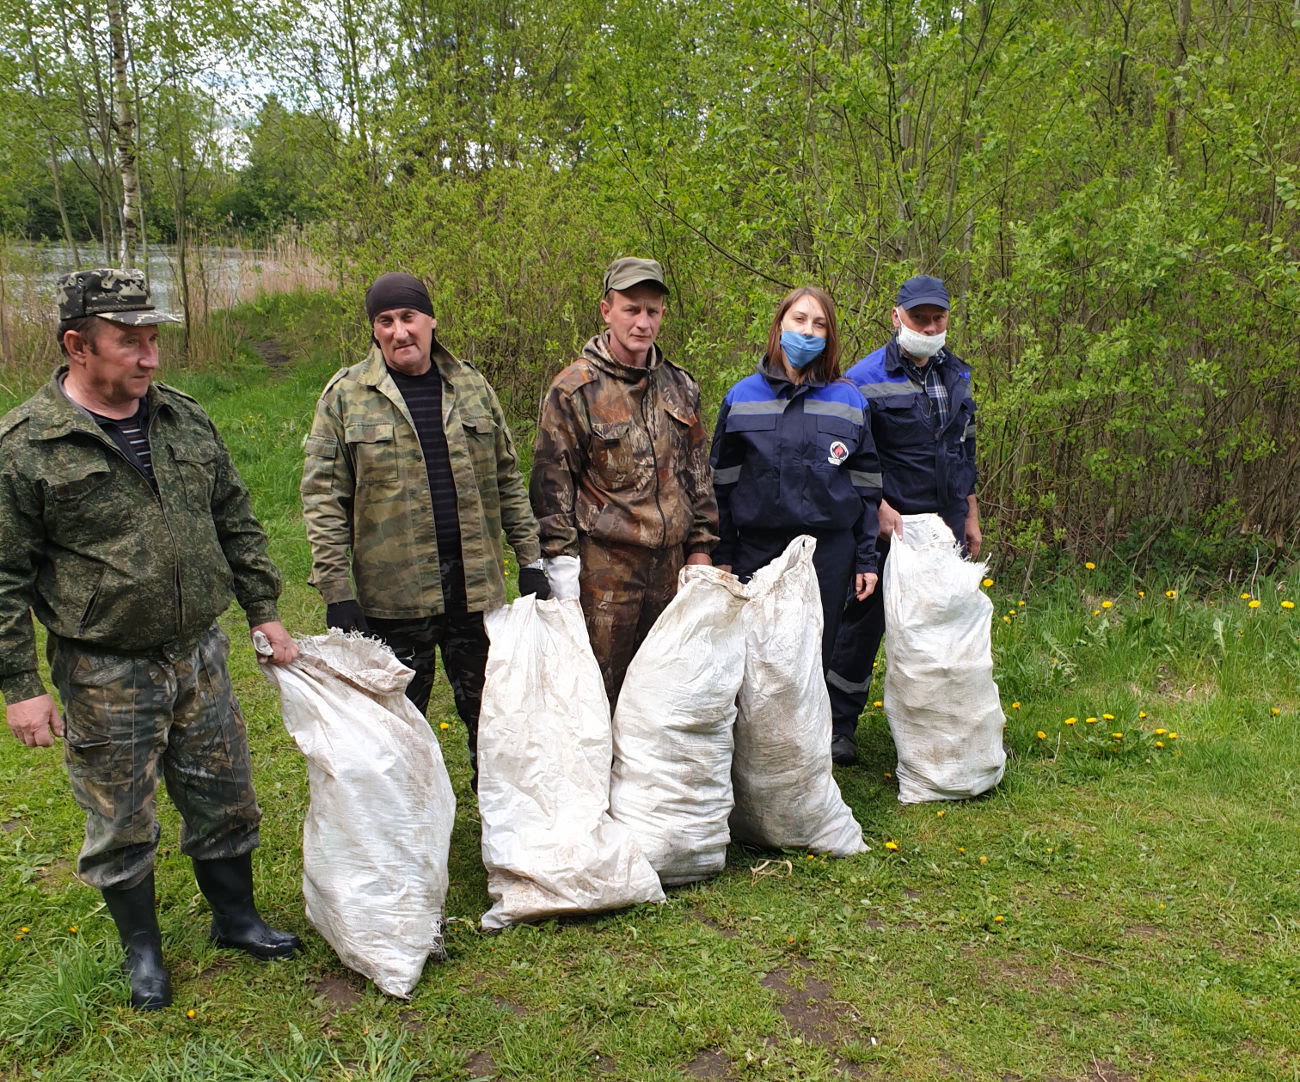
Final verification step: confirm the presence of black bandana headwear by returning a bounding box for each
[365,273,434,322]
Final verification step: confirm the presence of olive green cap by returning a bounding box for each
[602,257,668,296]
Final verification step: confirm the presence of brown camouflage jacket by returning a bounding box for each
[530,333,720,558]
[301,344,540,619]
[0,371,282,703]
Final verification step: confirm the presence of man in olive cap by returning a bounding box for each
[0,268,302,1009]
[530,257,719,706]
[826,274,982,765]
[301,272,546,787]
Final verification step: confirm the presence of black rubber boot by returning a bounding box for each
[101,871,172,1010]
[192,853,302,960]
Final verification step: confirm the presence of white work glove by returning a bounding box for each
[544,554,582,602]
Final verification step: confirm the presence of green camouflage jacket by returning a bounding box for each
[301,344,540,618]
[0,372,282,704]
[530,332,720,558]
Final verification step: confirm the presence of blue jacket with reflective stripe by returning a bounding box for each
[709,360,881,573]
[843,338,976,522]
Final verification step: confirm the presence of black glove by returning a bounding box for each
[325,600,369,634]
[518,566,551,600]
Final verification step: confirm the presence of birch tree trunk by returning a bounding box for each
[106,0,140,265]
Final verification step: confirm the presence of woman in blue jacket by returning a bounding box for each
[710,286,882,671]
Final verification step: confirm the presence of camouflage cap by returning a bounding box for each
[602,257,668,296]
[57,268,183,326]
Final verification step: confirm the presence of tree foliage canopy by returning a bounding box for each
[3,0,1298,562]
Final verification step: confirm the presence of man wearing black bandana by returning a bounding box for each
[301,273,546,786]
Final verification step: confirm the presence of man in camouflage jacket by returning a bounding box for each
[301,272,544,781]
[0,268,301,1010]
[530,257,719,706]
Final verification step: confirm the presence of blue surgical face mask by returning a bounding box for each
[780,329,827,369]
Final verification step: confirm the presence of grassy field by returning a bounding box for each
[0,301,1298,1081]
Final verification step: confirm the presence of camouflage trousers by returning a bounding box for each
[578,536,684,708]
[49,623,261,890]
[368,610,488,766]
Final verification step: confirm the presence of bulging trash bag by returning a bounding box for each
[478,597,664,930]
[258,630,455,998]
[883,513,1007,803]
[610,565,749,886]
[730,536,867,856]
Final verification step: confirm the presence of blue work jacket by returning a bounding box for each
[709,360,882,573]
[843,338,977,525]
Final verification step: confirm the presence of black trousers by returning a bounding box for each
[367,610,489,770]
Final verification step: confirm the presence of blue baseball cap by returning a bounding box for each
[896,275,950,310]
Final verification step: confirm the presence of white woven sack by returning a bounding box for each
[478,597,664,930]
[731,536,867,856]
[610,565,748,886]
[259,630,454,998]
[882,513,1007,803]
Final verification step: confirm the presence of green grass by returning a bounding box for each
[2,301,1299,1079]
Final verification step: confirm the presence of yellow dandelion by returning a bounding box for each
[1155,728,1166,735]
[1139,711,1148,719]
[1248,599,1260,609]
[787,936,795,943]
[1138,591,1145,597]
[979,855,988,864]
[1092,609,1100,616]
[884,840,900,851]
[1283,600,1295,610]
[982,578,993,588]
[1018,599,1026,606]
[958,847,965,853]
[873,700,883,708]
[884,771,892,779]
[1155,741,1165,748]
[993,915,1004,923]
[807,854,815,861]
[1036,731,1046,740]
[439,722,450,730]
[1011,701,1021,709]
[1102,600,1113,609]
[1103,713,1115,720]
[1240,592,1252,600]
[1008,609,1016,616]
[20,927,29,933]
[187,1009,197,1019]
[1270,707,1280,716]
[1085,561,1096,570]
[1168,732,1179,739]
[936,810,945,818]
[1064,716,1076,725]
[1004,615,1013,623]
[1111,732,1123,739]
[1165,589,1177,599]
[1086,716,1098,724]
[68,926,78,934]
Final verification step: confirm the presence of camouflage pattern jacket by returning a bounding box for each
[301,344,540,619]
[0,372,282,703]
[530,333,720,558]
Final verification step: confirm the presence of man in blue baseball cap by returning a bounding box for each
[824,274,982,765]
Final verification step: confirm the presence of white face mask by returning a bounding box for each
[895,314,946,359]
